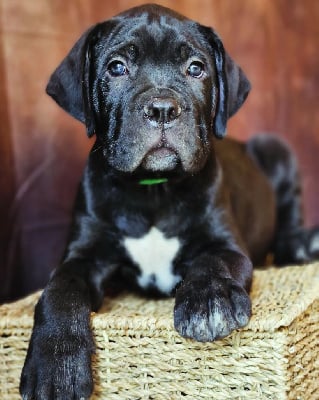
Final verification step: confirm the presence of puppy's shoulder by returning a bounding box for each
[213,137,248,168]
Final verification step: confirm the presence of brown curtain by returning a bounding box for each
[1,0,318,302]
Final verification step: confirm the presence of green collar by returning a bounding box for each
[138,178,168,186]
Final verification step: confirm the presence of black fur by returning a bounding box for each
[20,5,319,399]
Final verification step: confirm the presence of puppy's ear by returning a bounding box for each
[46,23,104,137]
[224,52,251,119]
[199,26,251,139]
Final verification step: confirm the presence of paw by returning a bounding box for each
[275,227,319,265]
[174,278,251,342]
[292,227,319,262]
[308,227,319,259]
[20,331,94,400]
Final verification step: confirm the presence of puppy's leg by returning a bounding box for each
[247,134,319,264]
[174,248,252,342]
[20,260,116,400]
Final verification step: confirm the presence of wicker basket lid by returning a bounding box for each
[1,263,318,334]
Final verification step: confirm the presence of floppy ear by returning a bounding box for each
[198,26,251,139]
[46,23,104,137]
[224,52,251,119]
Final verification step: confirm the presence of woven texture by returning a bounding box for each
[0,263,318,399]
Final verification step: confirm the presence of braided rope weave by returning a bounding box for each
[0,263,318,399]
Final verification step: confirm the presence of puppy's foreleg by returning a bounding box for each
[174,248,252,342]
[20,260,116,400]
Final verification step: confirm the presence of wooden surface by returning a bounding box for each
[0,0,318,300]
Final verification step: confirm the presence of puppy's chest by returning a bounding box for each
[123,226,182,294]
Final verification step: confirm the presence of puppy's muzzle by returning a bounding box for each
[144,97,182,126]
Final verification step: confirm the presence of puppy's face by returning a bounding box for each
[47,5,250,175]
[92,20,216,174]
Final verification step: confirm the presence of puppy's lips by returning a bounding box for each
[142,147,179,171]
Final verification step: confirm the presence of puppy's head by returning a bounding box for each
[47,4,250,175]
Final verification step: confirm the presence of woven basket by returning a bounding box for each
[1,263,318,400]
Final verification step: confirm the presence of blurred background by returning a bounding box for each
[1,0,318,302]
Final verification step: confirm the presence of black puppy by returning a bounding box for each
[20,4,319,399]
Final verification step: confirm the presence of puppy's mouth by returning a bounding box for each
[142,146,179,171]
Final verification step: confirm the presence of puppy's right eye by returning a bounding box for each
[107,60,128,77]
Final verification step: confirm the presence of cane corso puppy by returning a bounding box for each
[20,4,319,399]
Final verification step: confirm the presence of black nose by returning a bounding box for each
[144,97,182,124]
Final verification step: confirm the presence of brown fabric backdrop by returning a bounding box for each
[1,0,318,301]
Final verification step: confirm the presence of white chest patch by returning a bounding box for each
[123,227,181,294]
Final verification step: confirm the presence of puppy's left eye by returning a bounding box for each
[107,60,128,77]
[187,61,205,78]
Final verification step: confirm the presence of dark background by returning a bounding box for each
[1,0,318,302]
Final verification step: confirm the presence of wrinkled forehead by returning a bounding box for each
[114,5,189,32]
[99,11,211,60]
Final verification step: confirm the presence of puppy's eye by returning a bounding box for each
[187,61,205,78]
[107,60,128,77]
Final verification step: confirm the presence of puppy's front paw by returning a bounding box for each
[20,331,94,400]
[174,278,251,342]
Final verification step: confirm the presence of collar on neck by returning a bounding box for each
[138,178,168,186]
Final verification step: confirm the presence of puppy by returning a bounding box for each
[20,4,319,399]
